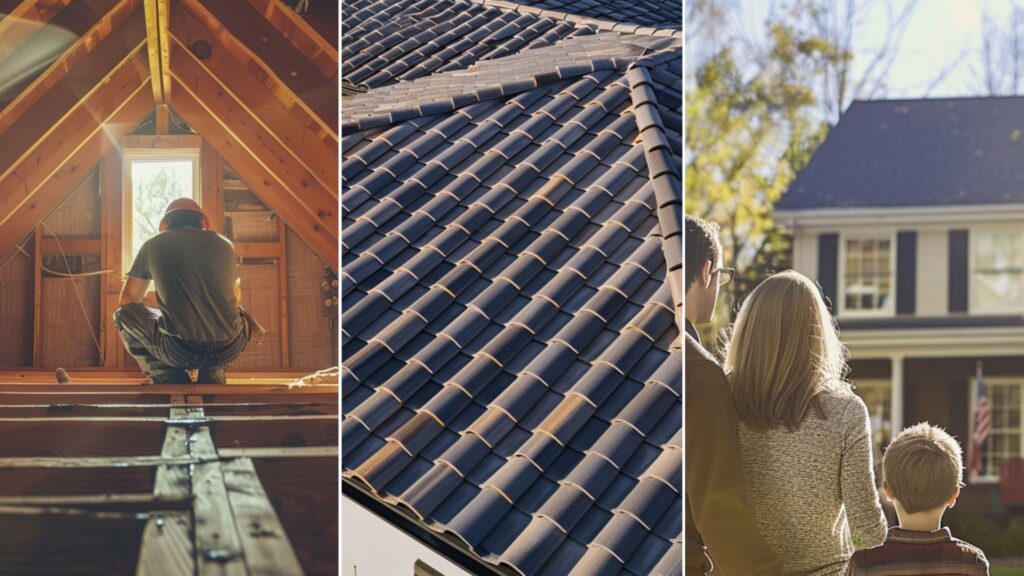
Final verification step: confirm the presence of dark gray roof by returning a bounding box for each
[341,33,682,576]
[778,97,1024,211]
[341,0,680,91]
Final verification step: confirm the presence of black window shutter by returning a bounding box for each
[818,233,839,316]
[896,231,916,315]
[949,230,969,313]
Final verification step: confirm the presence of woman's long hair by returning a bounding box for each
[724,270,851,431]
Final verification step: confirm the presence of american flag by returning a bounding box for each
[969,361,991,478]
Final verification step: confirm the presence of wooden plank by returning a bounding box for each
[211,415,336,450]
[0,493,191,511]
[234,242,279,260]
[142,0,166,106]
[218,446,336,459]
[200,141,224,233]
[169,50,337,267]
[39,238,102,254]
[168,6,337,194]
[0,456,193,468]
[0,465,155,496]
[278,218,289,368]
[0,0,74,63]
[0,0,140,132]
[0,505,147,575]
[180,0,335,140]
[100,149,124,368]
[32,226,41,368]
[191,425,247,575]
[222,457,304,575]
[121,134,203,149]
[0,420,166,457]
[244,0,337,83]
[0,382,335,393]
[0,51,152,264]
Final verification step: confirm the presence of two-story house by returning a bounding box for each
[776,97,1024,514]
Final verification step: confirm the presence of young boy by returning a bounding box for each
[846,422,989,575]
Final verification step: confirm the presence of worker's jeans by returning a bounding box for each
[113,303,248,384]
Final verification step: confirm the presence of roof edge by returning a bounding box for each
[474,0,682,37]
[775,202,1024,226]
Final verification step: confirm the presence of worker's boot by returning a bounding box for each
[55,367,71,384]
[196,367,227,385]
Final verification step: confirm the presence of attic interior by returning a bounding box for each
[0,0,339,574]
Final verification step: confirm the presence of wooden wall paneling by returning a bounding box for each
[32,226,40,368]
[0,236,33,367]
[0,49,151,263]
[39,275,101,368]
[169,56,337,266]
[41,167,101,237]
[233,263,280,369]
[285,228,333,369]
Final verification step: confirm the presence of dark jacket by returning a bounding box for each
[685,322,783,575]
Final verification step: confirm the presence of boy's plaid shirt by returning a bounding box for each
[846,527,989,576]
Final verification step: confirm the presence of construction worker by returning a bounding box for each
[112,198,262,384]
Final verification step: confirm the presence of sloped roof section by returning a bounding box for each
[341,0,681,92]
[779,97,1024,211]
[487,0,681,29]
[341,32,682,576]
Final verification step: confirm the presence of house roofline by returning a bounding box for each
[775,203,1024,227]
[840,325,1024,358]
[342,479,505,576]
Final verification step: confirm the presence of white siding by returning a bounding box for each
[792,230,818,280]
[343,494,475,576]
[916,228,948,316]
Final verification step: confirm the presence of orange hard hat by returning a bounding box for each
[159,197,210,232]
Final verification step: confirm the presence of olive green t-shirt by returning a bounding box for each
[128,228,243,342]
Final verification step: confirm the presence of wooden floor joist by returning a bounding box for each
[0,383,337,575]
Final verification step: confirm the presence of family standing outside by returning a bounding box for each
[684,215,990,575]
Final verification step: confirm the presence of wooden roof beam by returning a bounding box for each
[169,5,337,195]
[170,39,338,267]
[0,48,150,261]
[0,0,74,63]
[180,0,336,141]
[142,0,169,131]
[244,0,337,84]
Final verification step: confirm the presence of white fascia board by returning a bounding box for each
[775,203,1024,228]
[841,326,1024,358]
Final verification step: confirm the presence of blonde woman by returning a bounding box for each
[725,270,887,575]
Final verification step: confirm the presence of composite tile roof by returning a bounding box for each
[779,97,1024,211]
[341,32,682,576]
[341,0,681,92]
[499,0,681,29]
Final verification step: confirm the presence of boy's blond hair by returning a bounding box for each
[883,422,964,514]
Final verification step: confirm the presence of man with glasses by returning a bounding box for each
[684,214,782,575]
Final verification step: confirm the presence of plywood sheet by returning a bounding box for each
[41,168,101,238]
[40,276,101,368]
[286,229,334,369]
[232,263,281,369]
[0,251,33,367]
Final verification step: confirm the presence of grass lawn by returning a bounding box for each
[993,566,1024,576]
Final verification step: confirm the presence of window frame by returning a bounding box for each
[837,230,897,318]
[968,375,1023,484]
[121,139,203,276]
[968,227,1024,315]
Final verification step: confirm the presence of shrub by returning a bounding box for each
[947,510,1004,557]
[1003,516,1024,557]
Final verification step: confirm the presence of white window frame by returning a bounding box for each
[969,227,1024,315]
[121,147,202,276]
[838,231,897,318]
[968,375,1023,484]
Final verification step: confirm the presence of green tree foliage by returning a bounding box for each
[686,21,831,335]
[132,165,187,259]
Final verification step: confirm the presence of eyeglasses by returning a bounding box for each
[712,267,735,286]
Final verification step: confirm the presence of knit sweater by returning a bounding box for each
[737,388,888,575]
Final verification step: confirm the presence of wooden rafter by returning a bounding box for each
[142,0,170,107]
[244,0,338,84]
[0,0,74,63]
[0,47,151,266]
[178,0,337,141]
[169,3,337,195]
[169,40,338,267]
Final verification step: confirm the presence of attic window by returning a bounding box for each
[121,136,203,274]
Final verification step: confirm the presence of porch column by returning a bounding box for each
[891,354,904,434]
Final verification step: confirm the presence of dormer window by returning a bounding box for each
[971,229,1024,314]
[840,235,894,316]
